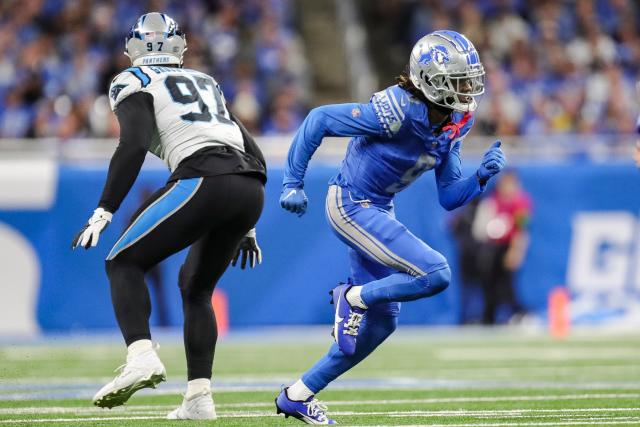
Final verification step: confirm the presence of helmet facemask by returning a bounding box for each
[427,68,485,112]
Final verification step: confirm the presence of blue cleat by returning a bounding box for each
[330,284,366,356]
[275,388,336,424]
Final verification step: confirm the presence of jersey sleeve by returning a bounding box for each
[283,102,385,186]
[370,86,412,138]
[98,92,155,213]
[108,67,151,111]
[434,140,484,211]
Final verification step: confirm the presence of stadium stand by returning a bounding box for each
[358,0,640,136]
[0,0,309,138]
[1,0,639,139]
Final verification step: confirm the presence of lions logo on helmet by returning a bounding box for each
[125,12,187,67]
[418,45,450,66]
[409,30,484,112]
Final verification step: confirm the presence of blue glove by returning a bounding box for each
[280,184,308,217]
[477,141,506,182]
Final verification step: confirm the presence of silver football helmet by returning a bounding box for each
[409,30,484,112]
[125,12,187,67]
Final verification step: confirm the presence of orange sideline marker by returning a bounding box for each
[548,286,570,339]
[212,289,229,337]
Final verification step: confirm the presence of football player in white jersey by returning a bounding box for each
[72,12,266,419]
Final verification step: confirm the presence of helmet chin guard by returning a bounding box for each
[125,12,187,67]
[409,30,484,112]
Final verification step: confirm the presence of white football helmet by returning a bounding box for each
[125,12,187,67]
[409,30,485,112]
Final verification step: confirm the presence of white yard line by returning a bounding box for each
[2,363,638,384]
[0,416,168,423]
[0,413,639,425]
[316,393,640,407]
[372,366,640,380]
[350,423,640,427]
[1,407,639,417]
[435,348,640,361]
[218,393,640,408]
[383,408,640,416]
[1,393,639,414]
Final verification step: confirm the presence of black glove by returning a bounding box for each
[231,229,262,269]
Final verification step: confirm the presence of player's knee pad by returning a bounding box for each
[413,265,451,298]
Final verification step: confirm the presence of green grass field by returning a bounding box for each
[1,328,639,426]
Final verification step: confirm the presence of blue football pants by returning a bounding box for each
[301,185,450,393]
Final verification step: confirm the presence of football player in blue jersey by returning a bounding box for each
[275,30,505,424]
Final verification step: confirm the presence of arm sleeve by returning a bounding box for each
[98,92,155,213]
[284,103,385,187]
[434,141,485,211]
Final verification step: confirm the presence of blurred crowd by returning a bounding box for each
[366,0,640,136]
[3,0,640,140]
[0,0,309,139]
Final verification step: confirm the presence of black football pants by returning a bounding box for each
[105,174,264,380]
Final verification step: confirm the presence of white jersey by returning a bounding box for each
[108,66,244,171]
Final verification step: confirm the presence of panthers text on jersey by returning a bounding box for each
[109,66,244,171]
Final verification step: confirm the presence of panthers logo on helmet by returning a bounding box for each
[418,45,450,66]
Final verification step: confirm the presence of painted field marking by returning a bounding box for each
[383,408,640,416]
[2,362,638,384]
[215,392,640,408]
[1,407,640,418]
[1,413,640,425]
[350,423,640,427]
[1,393,639,414]
[1,384,639,402]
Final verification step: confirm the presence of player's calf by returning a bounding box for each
[358,265,451,306]
[331,283,367,356]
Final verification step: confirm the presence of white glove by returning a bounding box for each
[231,228,262,269]
[72,208,113,249]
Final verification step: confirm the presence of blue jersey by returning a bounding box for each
[284,85,484,209]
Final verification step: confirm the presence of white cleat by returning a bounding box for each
[167,389,217,420]
[92,344,166,408]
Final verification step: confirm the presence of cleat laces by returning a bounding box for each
[304,398,329,421]
[343,312,364,336]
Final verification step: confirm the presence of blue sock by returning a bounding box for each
[301,304,398,393]
[360,267,451,306]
